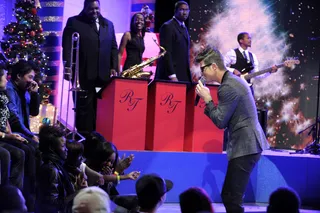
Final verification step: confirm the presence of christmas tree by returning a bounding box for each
[0,0,51,102]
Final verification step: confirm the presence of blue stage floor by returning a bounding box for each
[116,150,320,209]
[157,203,320,213]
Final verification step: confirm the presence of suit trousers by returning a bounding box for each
[221,153,261,213]
[73,87,97,134]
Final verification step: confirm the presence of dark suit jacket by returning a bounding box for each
[155,18,191,82]
[204,72,269,160]
[62,13,118,89]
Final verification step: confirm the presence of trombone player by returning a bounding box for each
[62,0,118,134]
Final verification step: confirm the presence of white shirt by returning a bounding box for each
[80,162,88,180]
[224,47,259,73]
[224,47,270,80]
[95,18,100,31]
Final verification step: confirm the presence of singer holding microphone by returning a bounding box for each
[194,46,269,213]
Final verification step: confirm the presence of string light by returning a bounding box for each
[1,0,48,75]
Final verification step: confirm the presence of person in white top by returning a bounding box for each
[72,186,111,213]
[224,32,277,90]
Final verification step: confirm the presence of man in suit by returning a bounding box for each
[155,1,191,82]
[62,0,118,134]
[195,46,269,213]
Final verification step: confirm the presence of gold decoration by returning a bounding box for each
[40,16,63,22]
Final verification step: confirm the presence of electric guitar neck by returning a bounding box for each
[240,59,300,86]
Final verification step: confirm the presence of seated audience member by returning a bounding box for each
[83,132,141,211]
[0,64,37,211]
[72,186,111,213]
[64,140,104,190]
[35,125,75,213]
[0,140,24,191]
[135,174,173,213]
[84,132,140,195]
[179,187,214,213]
[0,185,27,212]
[6,60,40,143]
[0,146,10,185]
[267,187,300,213]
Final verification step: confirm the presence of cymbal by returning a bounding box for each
[313,76,319,80]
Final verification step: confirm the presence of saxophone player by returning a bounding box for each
[62,0,118,134]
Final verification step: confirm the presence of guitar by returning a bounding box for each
[240,59,300,86]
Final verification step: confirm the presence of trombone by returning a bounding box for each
[59,32,85,142]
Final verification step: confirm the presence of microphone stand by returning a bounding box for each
[292,61,320,155]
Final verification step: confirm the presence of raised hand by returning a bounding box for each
[126,171,141,180]
[102,166,113,175]
[116,154,134,174]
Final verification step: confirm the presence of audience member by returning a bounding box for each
[179,187,214,213]
[267,187,300,213]
[35,125,75,213]
[135,174,173,213]
[64,140,104,190]
[72,186,111,213]
[0,185,27,213]
[84,132,139,196]
[0,63,37,211]
[6,60,40,143]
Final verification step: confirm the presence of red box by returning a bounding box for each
[146,80,189,151]
[96,77,149,150]
[184,84,224,152]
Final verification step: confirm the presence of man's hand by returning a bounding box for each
[32,135,39,143]
[270,65,278,73]
[196,80,212,103]
[29,80,39,93]
[233,69,241,76]
[9,133,28,143]
[111,69,118,77]
[64,67,72,81]
[170,77,178,82]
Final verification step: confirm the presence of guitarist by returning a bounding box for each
[224,32,278,96]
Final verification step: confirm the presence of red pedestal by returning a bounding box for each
[96,77,149,150]
[146,80,189,151]
[184,84,224,153]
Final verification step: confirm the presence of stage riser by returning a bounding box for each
[116,151,320,208]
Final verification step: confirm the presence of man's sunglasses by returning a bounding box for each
[200,63,213,73]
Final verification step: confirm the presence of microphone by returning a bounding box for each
[194,76,206,106]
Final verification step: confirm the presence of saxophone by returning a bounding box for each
[121,38,166,79]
